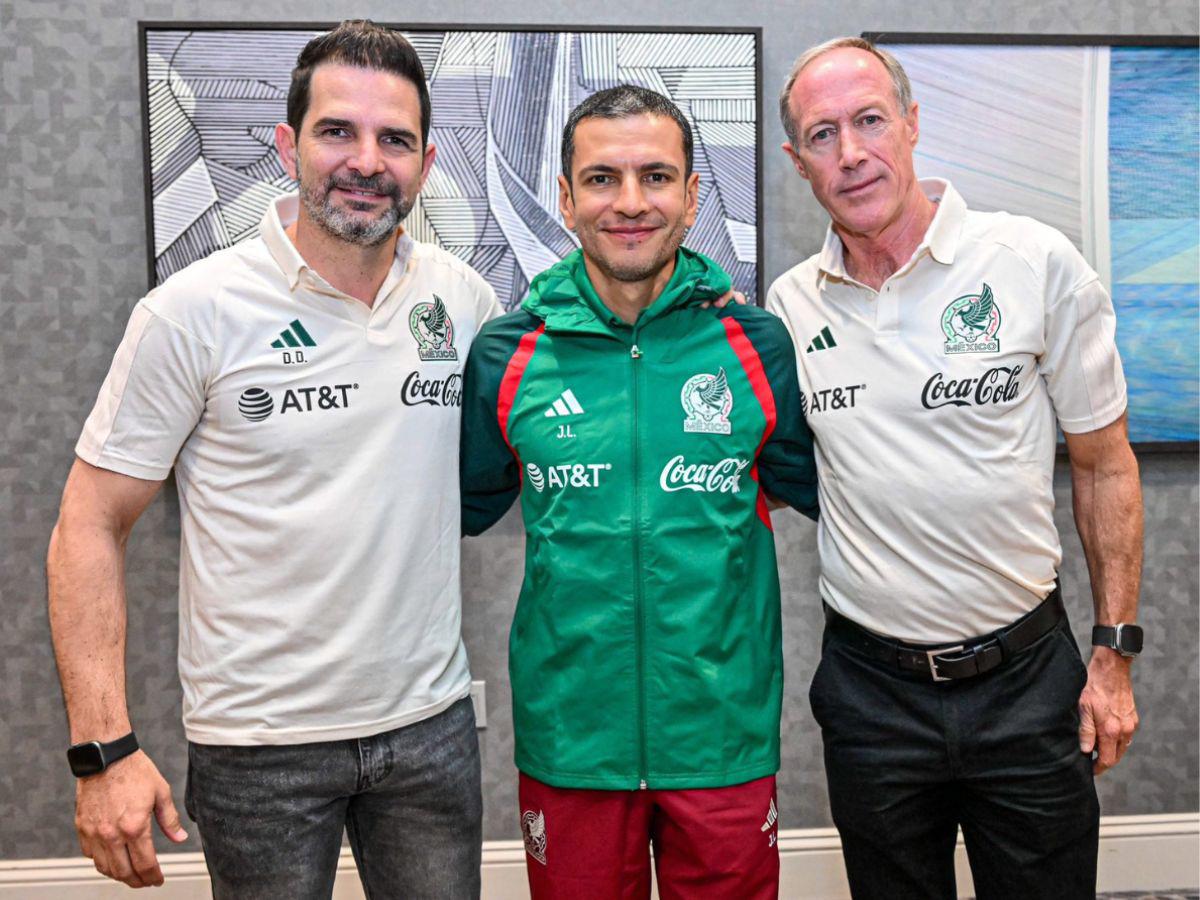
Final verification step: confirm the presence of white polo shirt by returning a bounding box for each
[767,180,1126,642]
[78,195,501,744]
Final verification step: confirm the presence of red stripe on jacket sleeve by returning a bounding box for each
[497,323,546,459]
[721,316,777,529]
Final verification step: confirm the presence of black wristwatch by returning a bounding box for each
[67,732,139,777]
[1091,624,1144,658]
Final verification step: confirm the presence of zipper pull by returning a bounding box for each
[639,779,648,790]
[630,344,642,359]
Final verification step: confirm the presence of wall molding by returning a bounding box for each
[2,813,1195,898]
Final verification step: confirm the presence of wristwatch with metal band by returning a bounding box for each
[1091,624,1144,658]
[67,732,139,777]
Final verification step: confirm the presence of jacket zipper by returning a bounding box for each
[630,339,647,789]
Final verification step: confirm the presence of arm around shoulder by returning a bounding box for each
[724,308,818,520]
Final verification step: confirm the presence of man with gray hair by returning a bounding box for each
[766,36,1143,899]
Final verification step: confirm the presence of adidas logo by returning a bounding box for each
[543,389,585,418]
[805,325,837,353]
[761,797,778,833]
[270,319,317,349]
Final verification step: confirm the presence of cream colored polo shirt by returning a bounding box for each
[78,195,501,744]
[767,180,1126,642]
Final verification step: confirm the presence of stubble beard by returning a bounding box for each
[583,217,689,285]
[297,163,414,247]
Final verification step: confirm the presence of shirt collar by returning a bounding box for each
[815,177,967,285]
[259,193,415,296]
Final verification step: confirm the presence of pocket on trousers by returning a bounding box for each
[807,644,835,729]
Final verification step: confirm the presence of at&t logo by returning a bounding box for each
[238,383,360,421]
[525,462,612,493]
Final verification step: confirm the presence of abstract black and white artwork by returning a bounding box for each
[143,26,760,308]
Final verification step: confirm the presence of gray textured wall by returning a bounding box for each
[1,0,1197,861]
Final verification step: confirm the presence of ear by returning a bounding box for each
[906,102,920,149]
[276,123,298,181]
[781,141,810,182]
[418,141,438,192]
[558,174,576,231]
[683,171,700,228]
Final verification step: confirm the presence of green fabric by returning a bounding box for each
[462,248,816,790]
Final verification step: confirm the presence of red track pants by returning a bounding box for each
[518,772,780,899]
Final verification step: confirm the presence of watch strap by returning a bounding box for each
[67,731,139,777]
[1091,624,1144,657]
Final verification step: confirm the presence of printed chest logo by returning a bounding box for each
[660,455,749,493]
[802,384,865,415]
[525,462,612,492]
[409,295,458,361]
[921,365,1023,409]
[237,383,359,421]
[682,368,733,435]
[941,283,1001,354]
[270,318,316,365]
[401,372,461,407]
[544,388,585,440]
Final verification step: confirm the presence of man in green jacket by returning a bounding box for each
[461,85,818,899]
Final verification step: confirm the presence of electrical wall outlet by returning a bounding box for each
[470,680,487,729]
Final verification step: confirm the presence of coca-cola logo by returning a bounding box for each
[659,455,750,494]
[920,364,1023,410]
[401,371,462,407]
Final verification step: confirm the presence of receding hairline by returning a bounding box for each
[778,37,913,147]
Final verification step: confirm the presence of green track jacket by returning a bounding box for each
[461,248,818,790]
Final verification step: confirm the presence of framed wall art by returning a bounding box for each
[140,23,761,311]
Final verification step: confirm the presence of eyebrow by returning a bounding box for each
[310,117,419,143]
[577,161,681,178]
[806,103,888,131]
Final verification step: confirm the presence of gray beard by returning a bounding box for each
[298,173,413,247]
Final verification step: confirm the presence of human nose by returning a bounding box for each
[347,138,384,176]
[612,177,650,217]
[837,129,867,170]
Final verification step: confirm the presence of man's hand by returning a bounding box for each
[1077,648,1138,775]
[75,750,188,887]
[702,289,748,309]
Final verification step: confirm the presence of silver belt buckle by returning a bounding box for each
[926,645,965,682]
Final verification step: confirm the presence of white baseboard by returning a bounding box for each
[2,813,1195,898]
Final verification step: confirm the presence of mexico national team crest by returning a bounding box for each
[521,809,547,865]
[409,295,458,361]
[941,283,1001,354]
[682,367,733,435]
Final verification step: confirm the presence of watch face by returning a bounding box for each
[1117,625,1144,655]
[67,742,105,777]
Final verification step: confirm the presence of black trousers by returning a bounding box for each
[810,613,1099,900]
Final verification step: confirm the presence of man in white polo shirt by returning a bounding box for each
[47,20,499,897]
[768,37,1144,899]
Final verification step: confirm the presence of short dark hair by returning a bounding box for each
[287,20,432,148]
[561,84,694,183]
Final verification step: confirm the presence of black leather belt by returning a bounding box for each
[825,585,1064,682]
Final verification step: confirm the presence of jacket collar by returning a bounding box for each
[523,247,731,335]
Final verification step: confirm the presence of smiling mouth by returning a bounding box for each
[336,186,389,200]
[604,225,660,241]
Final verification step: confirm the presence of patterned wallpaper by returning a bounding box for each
[1,0,1196,861]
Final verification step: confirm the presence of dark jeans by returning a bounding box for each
[810,615,1099,900]
[185,696,482,900]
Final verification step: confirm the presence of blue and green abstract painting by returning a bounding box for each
[1109,46,1199,443]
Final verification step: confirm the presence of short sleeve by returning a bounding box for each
[75,302,213,480]
[1040,266,1128,435]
